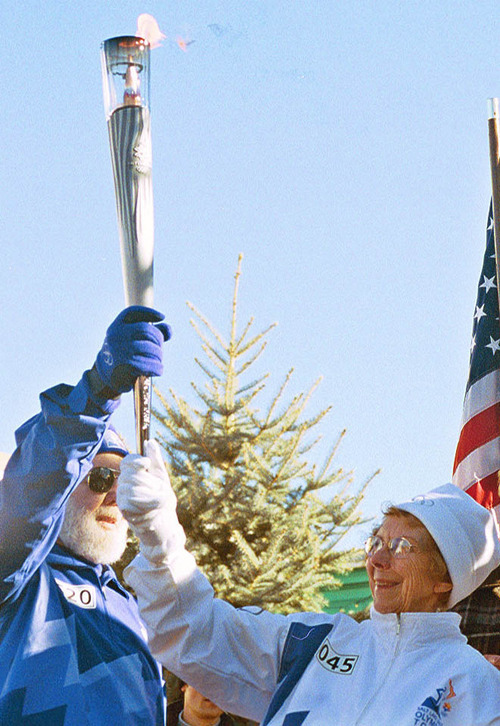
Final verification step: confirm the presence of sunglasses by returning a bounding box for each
[86,466,120,494]
[364,535,416,559]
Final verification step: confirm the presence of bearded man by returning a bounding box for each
[0,306,170,725]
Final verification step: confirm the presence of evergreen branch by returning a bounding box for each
[261,369,294,428]
[316,429,347,482]
[190,382,224,411]
[200,343,229,372]
[233,315,255,352]
[293,405,332,433]
[231,529,260,569]
[236,375,269,397]
[188,302,228,350]
[337,467,379,504]
[236,325,277,357]
[194,355,225,381]
[229,254,244,355]
[236,341,269,377]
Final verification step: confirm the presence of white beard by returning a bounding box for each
[59,499,129,565]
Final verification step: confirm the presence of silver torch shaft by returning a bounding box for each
[101,36,155,454]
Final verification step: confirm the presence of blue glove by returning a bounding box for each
[93,306,171,395]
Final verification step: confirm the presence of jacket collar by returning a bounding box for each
[48,542,129,596]
[49,542,106,573]
[369,607,465,648]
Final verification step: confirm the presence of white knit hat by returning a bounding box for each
[395,483,500,609]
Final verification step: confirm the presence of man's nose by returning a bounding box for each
[103,484,118,506]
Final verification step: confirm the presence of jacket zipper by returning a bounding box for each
[354,613,402,725]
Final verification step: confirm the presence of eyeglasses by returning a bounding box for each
[364,535,416,559]
[86,467,120,494]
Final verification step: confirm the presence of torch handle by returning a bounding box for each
[134,376,152,454]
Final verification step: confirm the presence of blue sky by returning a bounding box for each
[1,1,499,546]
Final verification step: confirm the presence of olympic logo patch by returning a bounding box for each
[414,680,455,726]
[315,637,358,675]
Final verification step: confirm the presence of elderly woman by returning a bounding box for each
[117,441,500,726]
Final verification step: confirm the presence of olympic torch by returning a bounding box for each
[101,33,154,454]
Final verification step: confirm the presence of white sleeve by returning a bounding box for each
[125,551,290,722]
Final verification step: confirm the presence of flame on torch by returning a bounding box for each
[136,14,166,48]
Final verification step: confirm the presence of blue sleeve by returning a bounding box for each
[0,370,121,605]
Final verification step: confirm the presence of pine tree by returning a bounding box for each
[152,256,377,614]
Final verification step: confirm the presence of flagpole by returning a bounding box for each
[488,98,500,312]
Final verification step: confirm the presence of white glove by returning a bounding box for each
[117,439,186,564]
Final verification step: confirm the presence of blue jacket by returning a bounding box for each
[0,375,165,724]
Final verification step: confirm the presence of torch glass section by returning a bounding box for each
[101,36,150,119]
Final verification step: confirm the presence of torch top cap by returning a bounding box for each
[101,36,150,74]
[102,35,150,50]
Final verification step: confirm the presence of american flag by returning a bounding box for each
[453,203,500,519]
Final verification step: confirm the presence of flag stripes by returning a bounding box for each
[453,205,500,519]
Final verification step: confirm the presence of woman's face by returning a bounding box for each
[365,515,452,614]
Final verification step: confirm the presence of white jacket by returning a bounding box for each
[126,552,500,726]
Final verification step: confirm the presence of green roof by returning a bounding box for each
[322,567,372,615]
